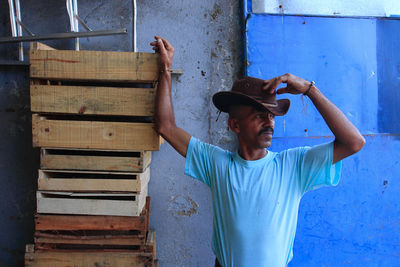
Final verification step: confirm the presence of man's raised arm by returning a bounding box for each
[150,36,191,157]
[263,73,365,164]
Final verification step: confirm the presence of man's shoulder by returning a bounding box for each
[189,137,232,159]
[275,142,333,162]
[275,146,310,161]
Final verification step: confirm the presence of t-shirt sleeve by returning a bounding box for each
[184,137,224,187]
[299,141,342,194]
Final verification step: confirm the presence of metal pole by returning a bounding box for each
[16,19,35,36]
[15,0,23,61]
[0,29,127,43]
[75,15,92,32]
[132,0,137,52]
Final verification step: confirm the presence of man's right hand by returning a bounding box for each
[150,36,174,72]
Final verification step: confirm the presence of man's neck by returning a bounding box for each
[238,146,268,161]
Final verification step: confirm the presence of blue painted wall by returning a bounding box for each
[246,8,400,267]
[246,15,378,137]
[377,19,400,134]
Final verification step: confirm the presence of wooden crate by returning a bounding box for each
[33,228,155,252]
[40,148,151,172]
[35,197,150,232]
[37,167,150,192]
[30,43,159,83]
[30,43,163,151]
[32,114,162,151]
[37,186,148,216]
[25,231,157,267]
[30,43,157,117]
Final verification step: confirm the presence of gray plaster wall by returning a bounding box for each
[0,1,242,266]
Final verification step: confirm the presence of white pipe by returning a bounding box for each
[132,0,137,52]
[14,0,23,61]
[66,0,79,50]
[66,0,74,32]
[73,0,79,50]
[8,0,17,37]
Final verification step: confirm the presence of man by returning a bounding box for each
[150,36,365,267]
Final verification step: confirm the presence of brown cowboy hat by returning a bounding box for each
[212,76,290,116]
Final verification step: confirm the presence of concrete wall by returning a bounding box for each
[0,1,242,266]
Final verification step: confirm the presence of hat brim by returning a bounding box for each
[212,91,290,116]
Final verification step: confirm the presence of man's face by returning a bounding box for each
[229,105,275,149]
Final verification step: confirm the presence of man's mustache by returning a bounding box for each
[258,127,274,136]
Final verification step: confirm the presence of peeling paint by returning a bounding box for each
[382,180,388,194]
[168,195,199,217]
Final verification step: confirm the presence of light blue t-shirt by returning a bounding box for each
[184,137,342,267]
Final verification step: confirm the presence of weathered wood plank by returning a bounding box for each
[32,114,161,151]
[30,42,56,51]
[40,149,151,172]
[146,230,157,259]
[25,250,152,267]
[37,168,150,192]
[35,197,150,231]
[30,49,159,82]
[36,186,147,216]
[30,85,155,116]
[34,233,145,246]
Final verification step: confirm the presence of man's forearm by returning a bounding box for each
[265,73,365,162]
[155,70,175,135]
[306,85,365,159]
[150,37,191,157]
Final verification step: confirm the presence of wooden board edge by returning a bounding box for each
[30,42,56,51]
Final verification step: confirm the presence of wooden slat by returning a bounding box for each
[40,149,151,172]
[143,151,152,171]
[34,233,145,246]
[37,168,150,192]
[30,42,56,51]
[30,85,155,116]
[33,230,155,251]
[32,114,161,151]
[146,230,156,259]
[35,197,150,231]
[30,49,159,82]
[36,186,147,216]
[25,250,152,267]
[39,191,137,197]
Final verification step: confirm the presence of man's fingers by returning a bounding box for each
[276,87,289,95]
[263,77,283,94]
[155,37,167,54]
[271,78,281,93]
[156,36,173,50]
[280,74,289,83]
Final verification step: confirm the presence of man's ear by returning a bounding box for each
[228,117,240,134]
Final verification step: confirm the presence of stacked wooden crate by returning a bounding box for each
[25,42,161,267]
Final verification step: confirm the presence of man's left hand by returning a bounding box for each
[263,73,312,95]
